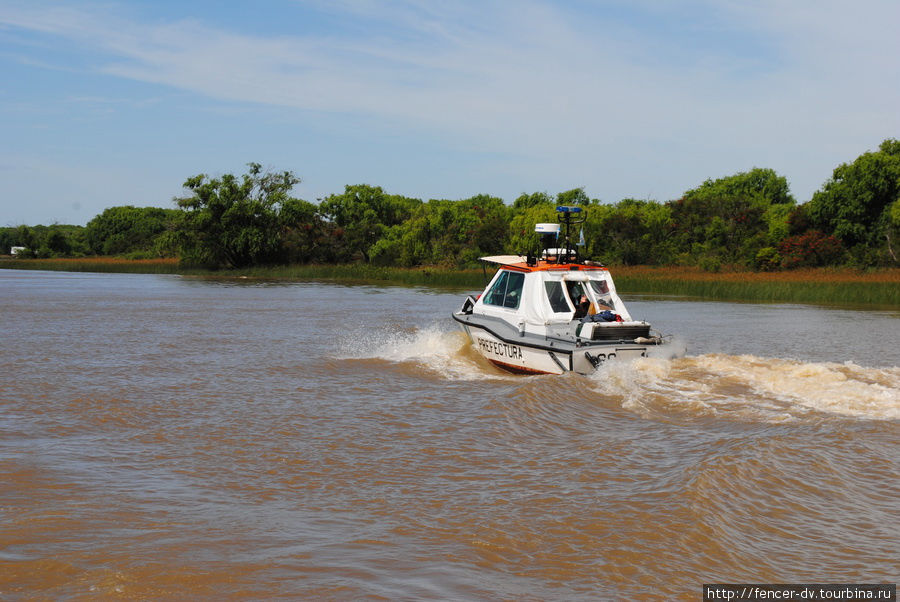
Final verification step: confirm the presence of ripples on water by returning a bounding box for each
[0,270,897,599]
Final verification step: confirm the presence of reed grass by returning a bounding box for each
[0,257,182,274]
[213,263,487,288]
[3,258,897,307]
[0,258,486,287]
[611,266,900,307]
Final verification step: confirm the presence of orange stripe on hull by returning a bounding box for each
[487,358,556,375]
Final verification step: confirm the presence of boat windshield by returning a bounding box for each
[483,270,525,309]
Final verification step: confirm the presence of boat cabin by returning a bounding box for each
[470,256,640,336]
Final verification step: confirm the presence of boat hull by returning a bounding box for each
[460,322,572,374]
[454,313,654,375]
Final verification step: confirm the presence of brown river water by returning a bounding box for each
[1,269,898,600]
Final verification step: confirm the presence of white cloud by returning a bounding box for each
[1,0,898,209]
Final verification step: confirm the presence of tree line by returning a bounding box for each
[3,141,899,271]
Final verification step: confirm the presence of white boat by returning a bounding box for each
[453,206,669,375]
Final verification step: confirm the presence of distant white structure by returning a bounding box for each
[10,246,26,256]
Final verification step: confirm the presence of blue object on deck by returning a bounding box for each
[581,310,618,323]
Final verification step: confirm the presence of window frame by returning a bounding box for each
[483,270,525,309]
[544,280,573,314]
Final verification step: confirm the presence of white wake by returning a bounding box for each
[591,354,900,421]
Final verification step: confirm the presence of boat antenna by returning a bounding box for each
[556,205,585,263]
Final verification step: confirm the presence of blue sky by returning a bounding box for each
[2,0,898,225]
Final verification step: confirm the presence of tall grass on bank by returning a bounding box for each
[0,257,182,274]
[2,258,898,307]
[0,257,486,288]
[228,263,486,288]
[612,266,900,308]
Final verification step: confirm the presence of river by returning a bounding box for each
[1,269,897,599]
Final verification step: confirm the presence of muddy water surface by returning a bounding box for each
[1,270,897,599]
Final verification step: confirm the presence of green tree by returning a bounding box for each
[686,167,794,206]
[584,200,675,265]
[762,203,792,244]
[556,187,592,206]
[5,224,86,258]
[805,138,900,264]
[512,191,553,211]
[44,226,72,256]
[886,199,900,263]
[280,197,327,263]
[669,167,795,266]
[318,184,421,262]
[86,206,180,256]
[0,228,14,255]
[16,225,36,250]
[371,195,509,267]
[175,163,302,268]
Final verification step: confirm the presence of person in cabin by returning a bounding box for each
[578,294,593,317]
[569,281,616,318]
[566,282,591,320]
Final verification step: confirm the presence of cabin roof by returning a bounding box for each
[479,255,608,274]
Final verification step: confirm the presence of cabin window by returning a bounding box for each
[483,270,525,309]
[588,279,609,296]
[544,281,571,313]
[588,279,615,309]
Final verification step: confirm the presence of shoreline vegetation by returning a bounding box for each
[3,141,900,277]
[3,257,898,308]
